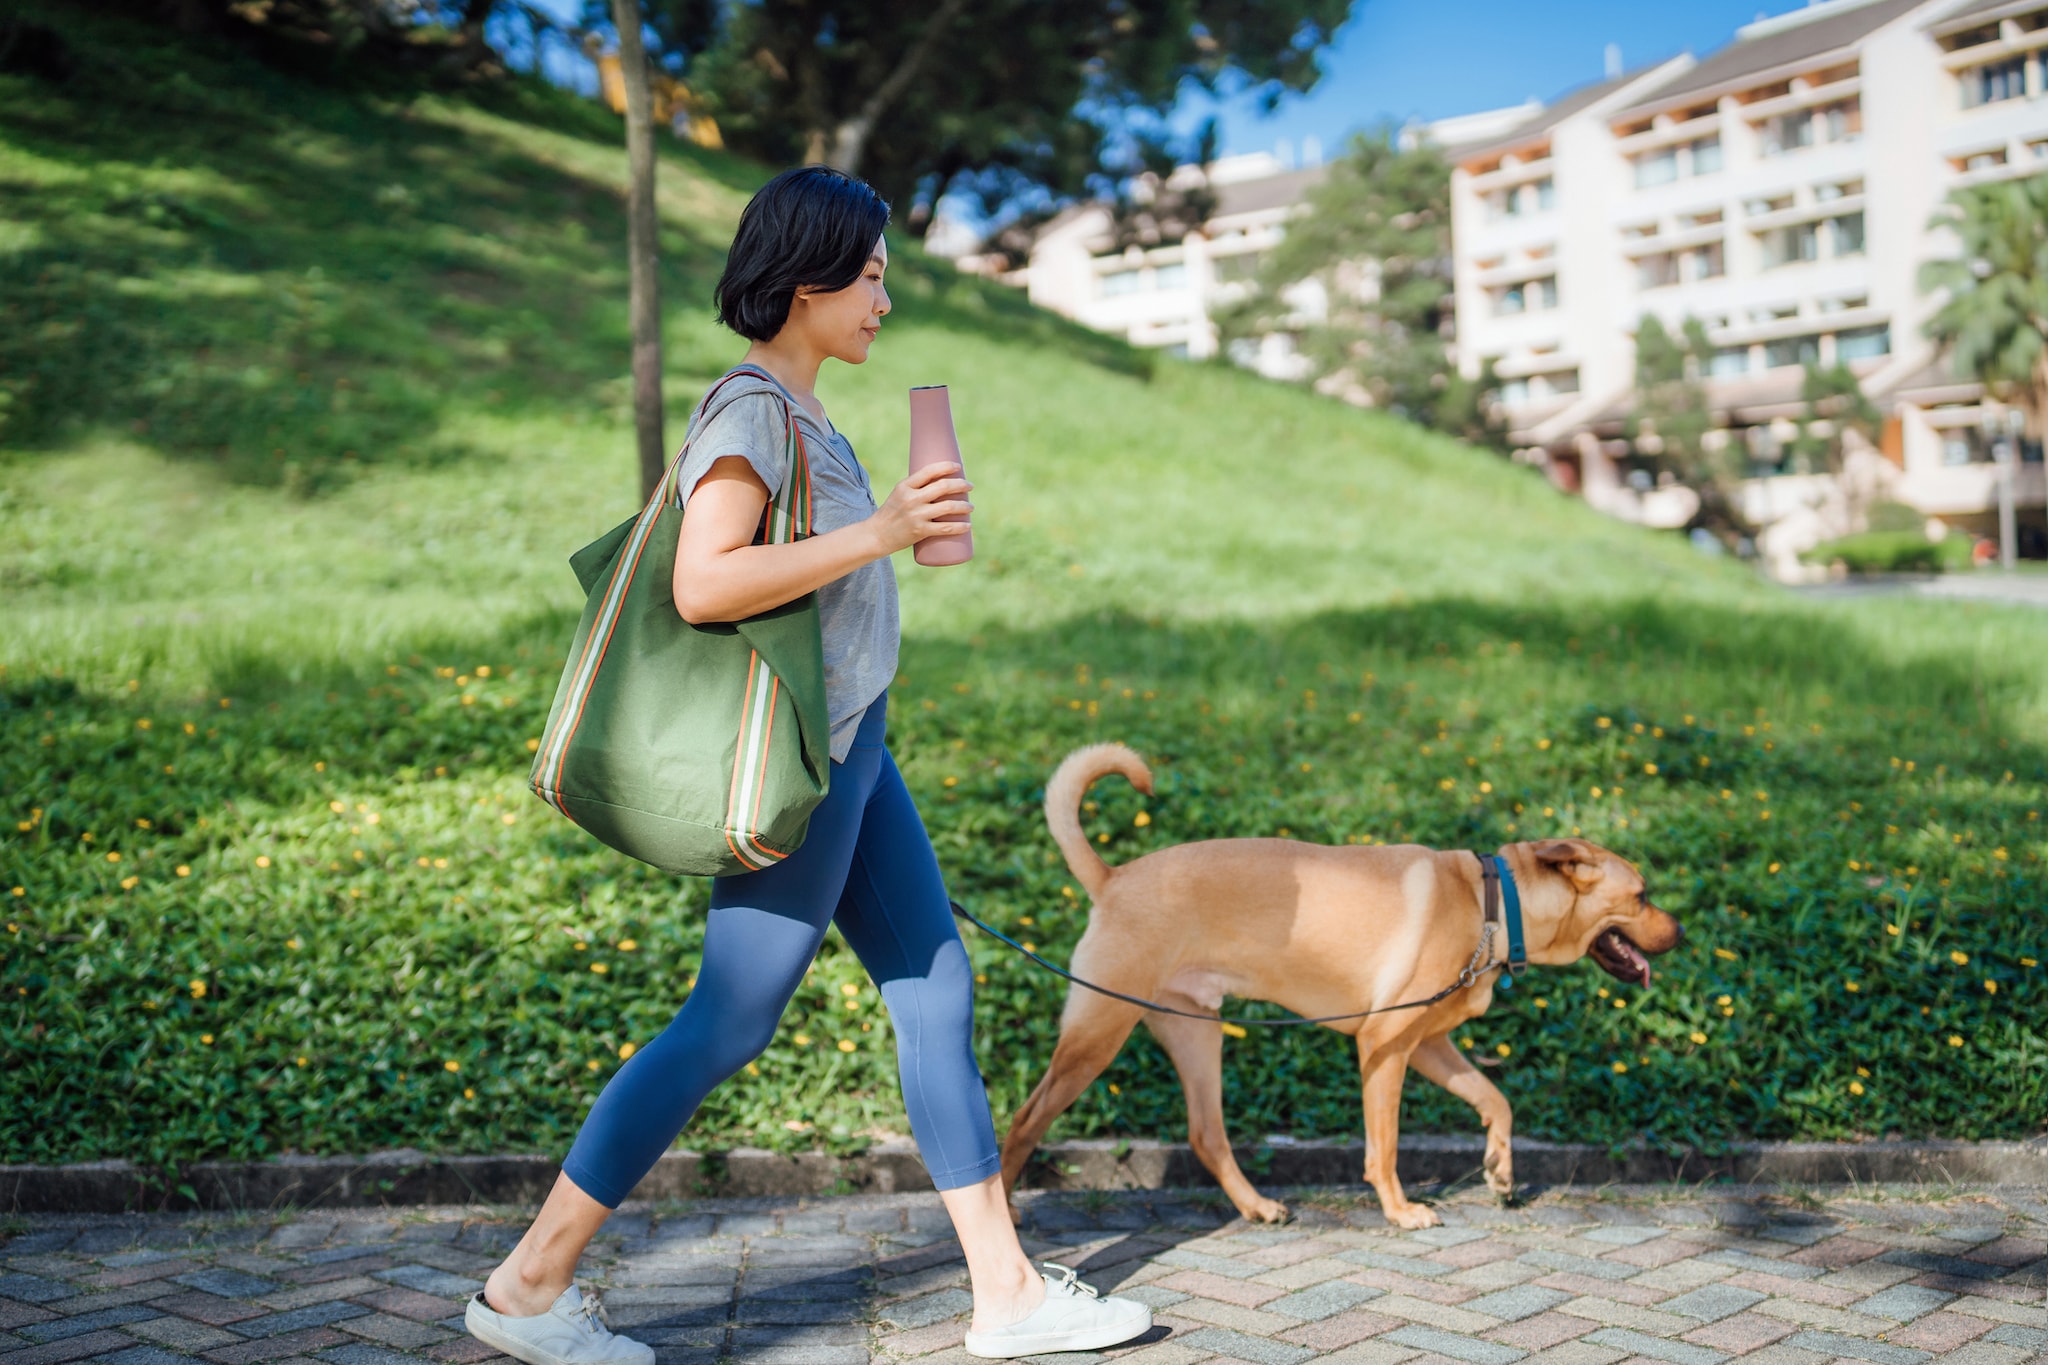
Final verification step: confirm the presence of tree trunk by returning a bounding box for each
[824,0,970,176]
[610,0,666,503]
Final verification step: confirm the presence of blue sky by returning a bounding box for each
[1178,0,1841,161]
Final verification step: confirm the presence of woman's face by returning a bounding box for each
[790,234,890,364]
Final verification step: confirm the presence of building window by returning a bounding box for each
[1637,253,1679,289]
[1500,377,1531,406]
[1213,251,1263,282]
[1836,325,1890,360]
[1687,241,1726,280]
[1760,222,1819,268]
[1495,276,1558,314]
[1819,99,1862,143]
[1101,269,1145,296]
[1943,429,1988,465]
[1745,193,1794,216]
[1153,262,1188,290]
[1829,211,1866,257]
[1764,334,1821,368]
[1816,177,1864,201]
[1963,56,2028,107]
[1544,368,1581,396]
[1961,148,2009,171]
[1710,346,1750,378]
[1761,111,1814,157]
[1491,177,1556,218]
[1634,147,1679,189]
[1689,136,1724,175]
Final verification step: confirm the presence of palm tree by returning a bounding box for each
[1919,174,2048,437]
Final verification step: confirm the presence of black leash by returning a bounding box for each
[947,851,1519,1028]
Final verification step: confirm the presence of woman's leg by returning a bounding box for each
[830,752,1044,1331]
[484,740,884,1317]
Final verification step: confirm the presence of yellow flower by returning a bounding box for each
[1612,1061,1628,1073]
[330,800,346,813]
[1495,1043,1511,1057]
[590,962,608,974]
[444,1060,461,1072]
[297,1056,308,1067]
[1689,1031,1707,1045]
[1716,994,1732,1006]
[255,855,271,868]
[1948,1035,1964,1047]
[1108,1083,1121,1095]
[106,851,121,863]
[200,1034,214,1045]
[527,737,541,751]
[838,1039,857,1052]
[286,938,302,950]
[1220,1022,1248,1039]
[1596,717,1611,729]
[500,812,516,825]
[618,939,638,952]
[1985,980,1997,994]
[618,1042,636,1060]
[1844,981,1858,992]
[943,776,958,788]
[794,1033,811,1046]
[120,876,138,890]
[1950,951,1969,965]
[1849,1081,1865,1095]
[1714,948,1738,961]
[1134,811,1151,827]
[189,979,207,999]
[1537,738,1551,749]
[1534,998,1548,1009]
[1644,763,1658,775]
[587,1059,602,1071]
[464,1088,475,1099]
[1767,862,1779,873]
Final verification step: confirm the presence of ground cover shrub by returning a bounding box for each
[1804,529,1977,575]
[4,12,2043,1176]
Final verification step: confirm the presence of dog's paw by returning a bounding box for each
[1385,1202,1441,1230]
[1237,1196,1290,1224]
[1484,1154,1515,1201]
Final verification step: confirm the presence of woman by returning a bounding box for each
[464,166,1153,1363]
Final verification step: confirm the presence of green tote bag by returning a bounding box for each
[528,367,831,876]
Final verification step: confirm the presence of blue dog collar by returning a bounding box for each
[1480,853,1528,978]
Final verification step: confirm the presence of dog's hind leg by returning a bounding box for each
[1145,1011,1289,1224]
[1410,1033,1515,1201]
[998,988,1142,1218]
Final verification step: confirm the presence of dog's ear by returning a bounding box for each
[1532,839,1603,892]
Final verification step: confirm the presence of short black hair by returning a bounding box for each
[714,166,891,341]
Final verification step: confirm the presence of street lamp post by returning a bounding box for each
[1982,407,2023,570]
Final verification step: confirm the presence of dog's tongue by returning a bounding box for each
[1598,928,1651,986]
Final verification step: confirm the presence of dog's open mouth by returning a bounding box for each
[1590,927,1652,986]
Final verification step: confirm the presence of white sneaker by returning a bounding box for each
[465,1285,653,1365]
[962,1262,1153,1359]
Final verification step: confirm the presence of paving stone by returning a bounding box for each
[1701,1255,1823,1282]
[1278,1308,1404,1350]
[1484,1313,1599,1352]
[1532,1279,1669,1310]
[1369,1296,1501,1334]
[1920,1345,2030,1365]
[1859,1287,1959,1322]
[1578,1329,1728,1365]
[167,1278,277,1304]
[1267,1280,1386,1321]
[1173,1326,1316,1363]
[1887,1312,1996,1353]
[1385,1325,1528,1364]
[0,1307,59,1335]
[1779,1330,1932,1365]
[1879,1255,2005,1284]
[1350,1255,1455,1280]
[1679,1311,1796,1353]
[225,1304,370,1340]
[0,1279,79,1306]
[1583,1231,1668,1249]
[1985,1325,2048,1349]
[1752,1297,1893,1336]
[1660,1286,1769,1322]
[872,1288,969,1331]
[1155,1272,1287,1310]
[145,1299,263,1329]
[367,1270,479,1299]
[0,1328,140,1365]
[119,1320,239,1353]
[1521,1255,1637,1284]
[1466,1288,1574,1323]
[1790,1241,1891,1271]
[1154,1251,1266,1282]
[1518,1343,1626,1365]
[1170,1296,1297,1336]
[1555,1298,1693,1335]
[1314,1343,1429,1365]
[335,1313,448,1349]
[93,1348,202,1365]
[18,1308,161,1343]
[311,1345,420,1365]
[85,1265,199,1292]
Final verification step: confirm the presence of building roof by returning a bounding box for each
[1612,0,1933,117]
[1211,164,1330,219]
[1925,0,2043,35]
[1453,68,1658,164]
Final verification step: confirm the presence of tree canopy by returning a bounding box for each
[1920,172,2048,438]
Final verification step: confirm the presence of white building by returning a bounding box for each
[953,105,1535,382]
[1449,0,2048,560]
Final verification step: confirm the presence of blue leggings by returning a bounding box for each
[559,695,1002,1207]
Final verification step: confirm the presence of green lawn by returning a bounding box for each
[3,8,2044,1178]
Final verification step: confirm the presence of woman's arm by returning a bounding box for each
[673,457,972,624]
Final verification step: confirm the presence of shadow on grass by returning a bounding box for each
[0,6,1157,489]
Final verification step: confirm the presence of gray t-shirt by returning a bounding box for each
[674,369,899,763]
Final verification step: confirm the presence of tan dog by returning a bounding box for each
[998,743,1685,1229]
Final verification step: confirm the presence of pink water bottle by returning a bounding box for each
[908,384,973,566]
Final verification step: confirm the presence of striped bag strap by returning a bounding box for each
[663,364,813,544]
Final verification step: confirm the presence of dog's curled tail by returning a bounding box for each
[1045,742,1154,901]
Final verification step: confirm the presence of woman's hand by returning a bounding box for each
[867,462,973,557]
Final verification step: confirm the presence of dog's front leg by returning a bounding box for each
[1410,1033,1515,1201]
[1358,1039,1437,1229]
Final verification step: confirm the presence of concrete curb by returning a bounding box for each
[7,1135,2046,1213]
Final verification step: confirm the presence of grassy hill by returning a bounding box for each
[3,8,2044,1178]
